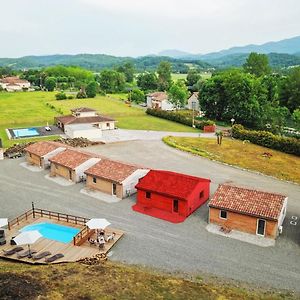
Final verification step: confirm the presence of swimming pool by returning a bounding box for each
[13,128,39,138]
[20,222,80,243]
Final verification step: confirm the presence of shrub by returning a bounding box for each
[146,108,214,129]
[55,92,67,100]
[232,124,300,156]
[76,90,87,99]
[67,95,74,99]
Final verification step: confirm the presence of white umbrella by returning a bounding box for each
[0,218,8,228]
[13,230,42,257]
[86,218,111,230]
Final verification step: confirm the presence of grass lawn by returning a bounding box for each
[172,73,187,81]
[0,91,197,147]
[163,136,300,183]
[0,260,296,300]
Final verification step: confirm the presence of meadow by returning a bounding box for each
[0,91,197,147]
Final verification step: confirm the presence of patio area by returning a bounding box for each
[0,208,124,264]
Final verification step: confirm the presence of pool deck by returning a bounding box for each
[0,215,124,264]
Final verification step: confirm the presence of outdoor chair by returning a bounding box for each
[10,237,16,245]
[45,253,64,263]
[32,251,51,260]
[17,249,37,258]
[2,246,24,256]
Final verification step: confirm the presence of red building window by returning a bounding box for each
[146,191,151,199]
[200,191,204,198]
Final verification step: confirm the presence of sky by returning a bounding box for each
[1,0,299,57]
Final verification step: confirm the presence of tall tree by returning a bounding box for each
[186,69,201,88]
[86,81,98,98]
[44,77,56,91]
[168,80,189,109]
[116,62,135,83]
[243,52,271,77]
[137,72,158,91]
[157,61,172,91]
[98,70,125,93]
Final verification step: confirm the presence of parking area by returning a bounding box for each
[1,140,299,292]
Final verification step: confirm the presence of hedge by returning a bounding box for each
[146,108,215,130]
[232,124,300,156]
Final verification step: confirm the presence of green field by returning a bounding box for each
[0,91,197,147]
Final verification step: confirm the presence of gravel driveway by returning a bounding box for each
[0,140,299,292]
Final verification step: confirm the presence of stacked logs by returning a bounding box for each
[78,253,107,265]
[54,137,104,147]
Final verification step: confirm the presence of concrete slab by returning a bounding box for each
[206,223,276,247]
[80,188,121,203]
[20,162,43,172]
[44,174,75,186]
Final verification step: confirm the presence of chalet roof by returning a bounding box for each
[135,170,210,200]
[209,184,286,220]
[56,115,115,125]
[49,149,94,169]
[25,141,65,157]
[0,76,29,84]
[147,92,168,102]
[85,159,143,183]
[71,107,96,112]
[189,92,199,100]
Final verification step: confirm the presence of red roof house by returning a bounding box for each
[132,170,211,223]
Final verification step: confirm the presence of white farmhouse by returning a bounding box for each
[0,77,31,92]
[146,92,175,111]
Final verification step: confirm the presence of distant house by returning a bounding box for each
[146,92,175,111]
[55,107,116,139]
[49,149,101,183]
[208,184,288,239]
[0,77,30,92]
[186,92,200,111]
[25,141,66,169]
[132,170,211,223]
[85,160,149,199]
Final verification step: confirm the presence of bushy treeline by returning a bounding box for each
[146,108,214,129]
[232,124,300,156]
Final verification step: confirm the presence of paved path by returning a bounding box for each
[1,140,299,292]
[98,129,215,143]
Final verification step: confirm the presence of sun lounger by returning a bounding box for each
[17,249,37,258]
[2,246,24,256]
[45,253,64,263]
[0,230,6,246]
[32,251,51,260]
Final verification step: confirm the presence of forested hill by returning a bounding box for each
[0,54,211,72]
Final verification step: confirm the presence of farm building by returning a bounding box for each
[208,184,287,239]
[49,149,101,183]
[55,107,116,139]
[186,92,200,111]
[0,76,31,92]
[24,141,66,169]
[85,159,149,199]
[132,170,211,223]
[146,92,175,111]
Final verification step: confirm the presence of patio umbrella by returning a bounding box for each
[13,230,42,258]
[0,218,8,228]
[86,218,111,230]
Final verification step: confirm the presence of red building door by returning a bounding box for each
[173,200,179,213]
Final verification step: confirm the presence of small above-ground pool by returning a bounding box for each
[12,128,39,138]
[20,222,80,244]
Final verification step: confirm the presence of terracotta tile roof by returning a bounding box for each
[147,92,168,102]
[55,115,115,125]
[0,76,29,84]
[209,184,286,220]
[85,159,141,183]
[49,149,94,169]
[135,170,210,200]
[71,107,96,112]
[25,141,65,157]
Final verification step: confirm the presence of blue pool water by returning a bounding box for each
[13,128,39,138]
[20,222,80,243]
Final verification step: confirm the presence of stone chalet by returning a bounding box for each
[208,184,287,239]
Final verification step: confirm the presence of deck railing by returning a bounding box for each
[7,209,33,230]
[73,226,95,246]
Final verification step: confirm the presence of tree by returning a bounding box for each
[86,81,98,98]
[130,89,145,103]
[292,109,300,124]
[215,131,223,145]
[55,92,67,100]
[76,87,87,99]
[98,70,125,93]
[243,52,271,77]
[279,67,300,112]
[137,72,158,91]
[157,61,172,91]
[44,77,56,91]
[186,69,201,88]
[168,80,189,109]
[117,62,135,83]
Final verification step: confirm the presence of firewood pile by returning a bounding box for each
[4,142,34,158]
[54,137,104,147]
[78,253,108,265]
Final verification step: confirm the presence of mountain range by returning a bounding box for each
[0,36,299,71]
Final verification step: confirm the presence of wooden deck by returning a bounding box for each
[0,215,124,264]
